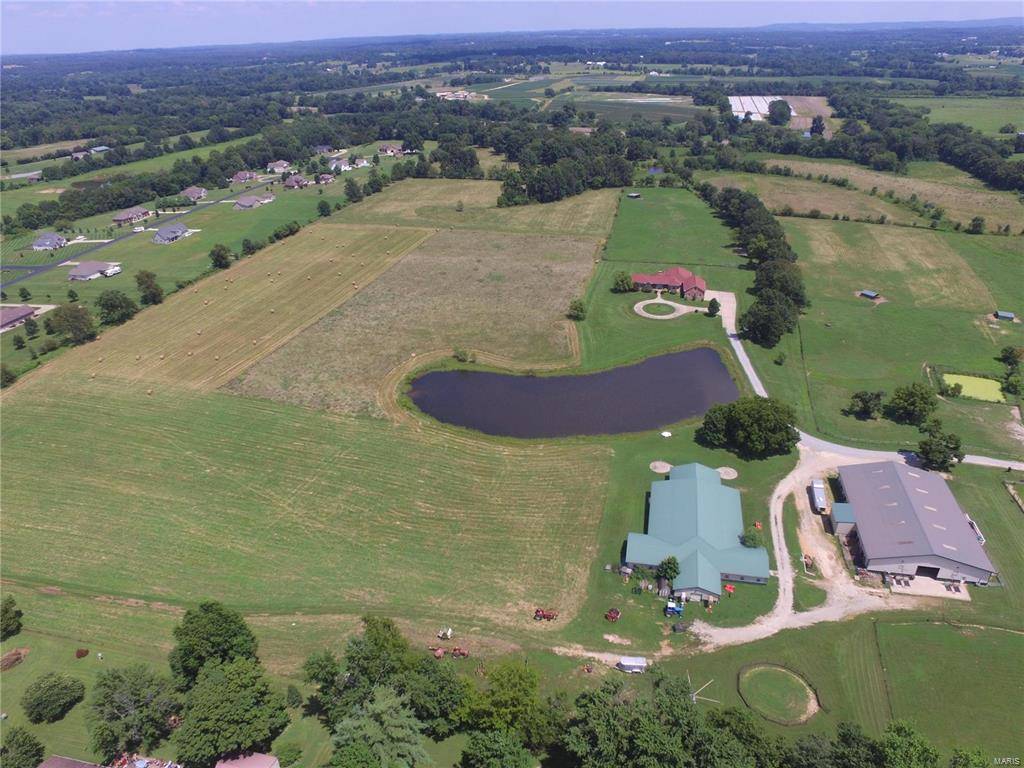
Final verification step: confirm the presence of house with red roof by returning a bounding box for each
[631,266,706,300]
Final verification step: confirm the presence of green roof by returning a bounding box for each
[831,502,856,524]
[625,463,769,596]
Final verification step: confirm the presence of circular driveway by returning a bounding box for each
[633,290,700,320]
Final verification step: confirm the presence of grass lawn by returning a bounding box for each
[738,665,816,725]
[782,499,828,612]
[943,373,1006,403]
[875,622,1024,757]
[893,96,1024,135]
[745,219,1024,459]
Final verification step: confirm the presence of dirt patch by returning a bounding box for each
[1,647,30,671]
[231,229,600,416]
[37,585,64,595]
[94,595,185,615]
[603,633,632,645]
[552,644,628,667]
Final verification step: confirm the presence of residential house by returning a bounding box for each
[231,170,259,183]
[266,160,291,173]
[112,206,152,226]
[329,158,352,172]
[32,232,68,251]
[378,144,402,157]
[283,174,310,189]
[313,144,334,155]
[71,151,90,161]
[181,185,207,202]
[68,261,122,281]
[1,305,36,331]
[317,173,335,184]
[152,222,190,244]
[836,462,997,584]
[624,463,769,600]
[234,192,276,210]
[352,158,370,168]
[631,266,707,300]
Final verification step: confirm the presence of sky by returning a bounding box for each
[1,1,1020,56]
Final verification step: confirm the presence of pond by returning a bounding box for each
[407,347,739,438]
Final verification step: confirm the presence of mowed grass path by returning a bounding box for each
[1,376,610,627]
[747,219,1024,458]
[32,223,430,390]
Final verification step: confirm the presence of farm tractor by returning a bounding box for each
[604,607,621,622]
[534,608,558,621]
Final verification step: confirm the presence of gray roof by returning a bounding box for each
[838,462,995,573]
[154,222,189,241]
[33,232,66,248]
[181,185,206,199]
[1,305,36,326]
[68,261,112,278]
[113,205,150,221]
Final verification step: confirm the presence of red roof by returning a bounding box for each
[631,266,706,292]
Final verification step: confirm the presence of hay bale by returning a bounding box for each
[146,389,153,396]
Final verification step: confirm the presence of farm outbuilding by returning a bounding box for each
[860,290,880,300]
[837,462,996,584]
[829,502,856,537]
[994,310,1015,321]
[625,463,769,600]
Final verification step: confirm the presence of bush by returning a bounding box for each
[21,672,85,723]
[706,297,720,317]
[611,271,635,293]
[567,298,587,321]
[1,595,23,639]
[286,684,303,708]
[275,742,303,767]
[0,364,17,389]
[75,648,89,659]
[453,348,476,363]
[741,525,764,548]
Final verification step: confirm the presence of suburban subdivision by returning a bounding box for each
[0,8,1022,768]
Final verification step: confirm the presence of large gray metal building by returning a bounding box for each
[837,461,996,585]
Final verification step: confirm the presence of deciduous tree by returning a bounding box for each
[95,290,139,325]
[88,665,180,762]
[885,383,937,425]
[1,594,24,639]
[696,397,798,459]
[21,672,85,724]
[50,303,97,345]
[135,270,164,305]
[169,601,258,689]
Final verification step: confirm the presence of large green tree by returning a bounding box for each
[696,397,799,459]
[879,720,939,768]
[50,303,97,345]
[885,383,938,426]
[95,289,139,325]
[0,727,45,768]
[1,594,24,639]
[88,665,181,761]
[175,658,288,768]
[768,99,792,126]
[169,601,258,689]
[471,659,557,750]
[739,289,797,348]
[332,685,428,768]
[460,730,534,768]
[21,672,85,724]
[135,270,164,305]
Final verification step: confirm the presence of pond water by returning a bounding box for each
[407,347,739,438]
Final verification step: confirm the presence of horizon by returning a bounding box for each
[1,1,1021,57]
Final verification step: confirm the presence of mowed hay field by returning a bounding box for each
[894,96,1024,135]
[751,155,1023,232]
[334,178,617,237]
[231,228,600,415]
[1,376,611,627]
[700,172,919,224]
[34,223,431,390]
[747,219,1024,458]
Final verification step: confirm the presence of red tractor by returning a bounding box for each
[451,647,470,658]
[534,608,558,621]
[605,608,621,622]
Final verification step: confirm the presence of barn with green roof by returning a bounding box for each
[625,463,769,599]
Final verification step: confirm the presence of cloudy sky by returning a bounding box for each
[2,1,1020,56]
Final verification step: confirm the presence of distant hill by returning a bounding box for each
[758,17,1021,32]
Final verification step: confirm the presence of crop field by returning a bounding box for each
[699,172,920,224]
[34,223,429,390]
[334,178,618,237]
[2,375,612,626]
[746,219,1024,458]
[0,137,96,164]
[231,228,598,415]
[749,154,1023,232]
[553,92,710,123]
[894,96,1024,135]
[876,622,1024,756]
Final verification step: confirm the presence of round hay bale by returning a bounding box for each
[214,355,220,361]
[203,300,209,306]
[147,389,153,396]
[90,373,96,379]
[187,351,193,357]
[252,340,257,345]
[159,354,165,360]
[196,330,202,336]
[717,467,738,480]
[270,309,275,314]
[98,357,104,362]
[649,461,673,474]
[135,355,141,361]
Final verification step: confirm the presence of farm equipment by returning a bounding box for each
[605,608,621,622]
[437,627,453,640]
[451,647,470,658]
[534,608,558,621]
[430,647,446,659]
[664,601,682,617]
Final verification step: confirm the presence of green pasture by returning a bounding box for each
[554,92,710,124]
[782,499,828,612]
[744,219,1024,459]
[893,96,1024,134]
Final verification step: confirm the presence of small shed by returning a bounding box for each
[860,290,880,300]
[811,478,828,512]
[616,656,649,674]
[995,310,1015,321]
[830,502,856,537]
